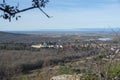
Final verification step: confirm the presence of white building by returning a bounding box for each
[31,43,63,49]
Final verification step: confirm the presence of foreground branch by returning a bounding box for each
[0,0,50,21]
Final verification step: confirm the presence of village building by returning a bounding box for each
[31,42,63,49]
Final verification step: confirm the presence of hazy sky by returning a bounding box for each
[0,0,120,31]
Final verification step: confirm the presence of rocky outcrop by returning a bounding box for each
[50,74,82,80]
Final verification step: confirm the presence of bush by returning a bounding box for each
[80,74,99,80]
[58,66,74,74]
[21,60,44,72]
[109,63,120,79]
[0,64,21,80]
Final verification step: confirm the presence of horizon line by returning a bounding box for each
[1,28,119,32]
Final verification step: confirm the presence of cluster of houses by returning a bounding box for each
[31,42,63,49]
[31,41,120,53]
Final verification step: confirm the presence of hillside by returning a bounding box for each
[0,31,63,43]
[0,31,120,80]
[0,31,108,43]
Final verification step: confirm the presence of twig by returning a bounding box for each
[38,7,50,18]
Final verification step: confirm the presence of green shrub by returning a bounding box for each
[109,63,120,79]
[80,74,99,80]
[58,66,74,74]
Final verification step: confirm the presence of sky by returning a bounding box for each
[0,0,120,31]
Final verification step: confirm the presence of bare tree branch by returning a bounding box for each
[14,7,36,14]
[38,7,50,18]
[0,0,50,21]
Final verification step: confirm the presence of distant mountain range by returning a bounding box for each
[0,28,119,43]
[0,31,29,43]
[0,31,79,43]
[3,28,120,34]
[3,28,120,31]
